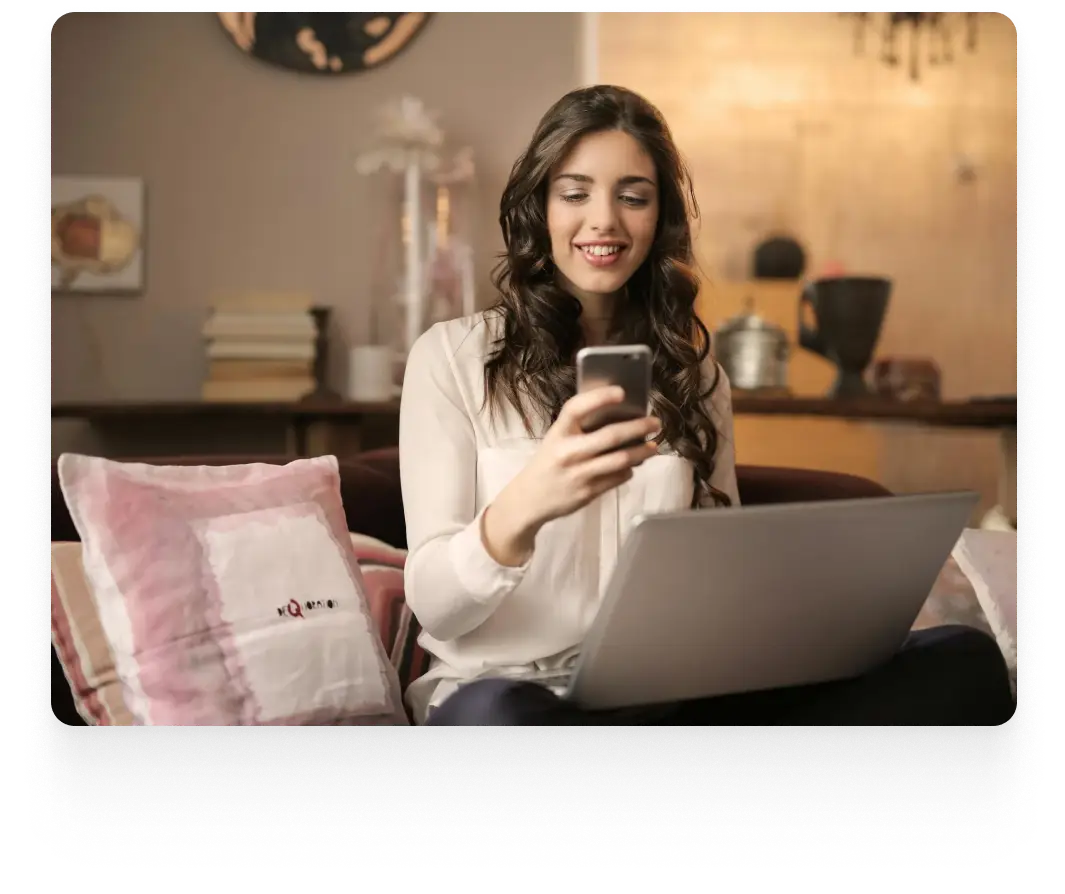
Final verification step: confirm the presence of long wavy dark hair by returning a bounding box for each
[482,84,728,508]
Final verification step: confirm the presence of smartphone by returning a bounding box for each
[575,344,653,439]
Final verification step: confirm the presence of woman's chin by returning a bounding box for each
[565,270,631,298]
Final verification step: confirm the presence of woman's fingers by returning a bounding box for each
[556,386,626,434]
[577,467,634,502]
[563,415,661,464]
[578,440,659,481]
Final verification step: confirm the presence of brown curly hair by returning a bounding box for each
[482,84,729,508]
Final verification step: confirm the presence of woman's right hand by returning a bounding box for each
[480,386,660,566]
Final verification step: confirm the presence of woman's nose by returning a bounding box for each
[587,194,620,233]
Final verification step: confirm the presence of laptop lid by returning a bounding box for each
[566,491,979,710]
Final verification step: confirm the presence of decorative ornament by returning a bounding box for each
[355,96,477,390]
[216,13,432,75]
[842,12,980,81]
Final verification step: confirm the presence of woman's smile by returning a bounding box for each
[574,240,629,267]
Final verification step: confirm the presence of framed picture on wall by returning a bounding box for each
[52,175,145,294]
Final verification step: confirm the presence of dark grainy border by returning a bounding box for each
[25,0,1039,865]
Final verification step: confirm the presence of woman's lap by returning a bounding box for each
[424,625,1016,726]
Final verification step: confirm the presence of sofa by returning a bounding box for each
[50,447,892,725]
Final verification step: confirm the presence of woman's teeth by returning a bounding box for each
[580,245,622,257]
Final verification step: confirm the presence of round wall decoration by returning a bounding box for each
[216,13,432,75]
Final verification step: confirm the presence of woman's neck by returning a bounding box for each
[581,315,611,346]
[573,290,617,347]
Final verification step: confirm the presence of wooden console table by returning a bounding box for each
[52,394,1015,452]
[53,394,1016,526]
[52,397,402,456]
[729,394,1015,428]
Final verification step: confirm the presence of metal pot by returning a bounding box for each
[713,302,790,392]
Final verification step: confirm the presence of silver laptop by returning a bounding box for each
[516,491,978,711]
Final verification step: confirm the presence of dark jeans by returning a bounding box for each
[426,625,1016,725]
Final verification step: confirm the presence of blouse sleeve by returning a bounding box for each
[700,360,741,508]
[398,325,531,641]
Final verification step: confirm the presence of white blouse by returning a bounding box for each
[398,311,740,723]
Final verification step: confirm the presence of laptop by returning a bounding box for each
[505,491,978,710]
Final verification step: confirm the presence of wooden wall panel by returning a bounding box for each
[601,12,1016,519]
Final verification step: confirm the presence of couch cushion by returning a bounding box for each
[348,534,429,710]
[52,542,134,725]
[734,465,892,504]
[55,453,407,725]
[52,531,423,725]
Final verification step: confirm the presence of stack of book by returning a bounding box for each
[201,292,320,402]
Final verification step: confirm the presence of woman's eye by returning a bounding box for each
[559,191,650,207]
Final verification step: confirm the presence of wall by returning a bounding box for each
[52,12,581,453]
[598,12,1016,517]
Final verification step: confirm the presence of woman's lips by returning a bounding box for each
[576,244,627,268]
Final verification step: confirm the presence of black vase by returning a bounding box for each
[798,276,892,398]
[752,235,807,279]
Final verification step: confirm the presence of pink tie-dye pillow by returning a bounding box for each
[57,453,407,726]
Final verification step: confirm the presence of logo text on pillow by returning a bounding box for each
[276,598,341,619]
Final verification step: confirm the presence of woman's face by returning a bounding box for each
[546,129,659,305]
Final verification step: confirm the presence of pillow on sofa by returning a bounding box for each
[347,534,429,699]
[52,533,425,725]
[52,541,134,725]
[56,453,407,726]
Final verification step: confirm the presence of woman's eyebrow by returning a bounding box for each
[553,173,656,186]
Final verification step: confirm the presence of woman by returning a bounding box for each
[398,85,1014,725]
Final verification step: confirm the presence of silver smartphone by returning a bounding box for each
[575,344,653,438]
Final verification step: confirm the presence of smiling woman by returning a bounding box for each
[395,85,741,724]
[547,131,660,321]
[215,12,433,74]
